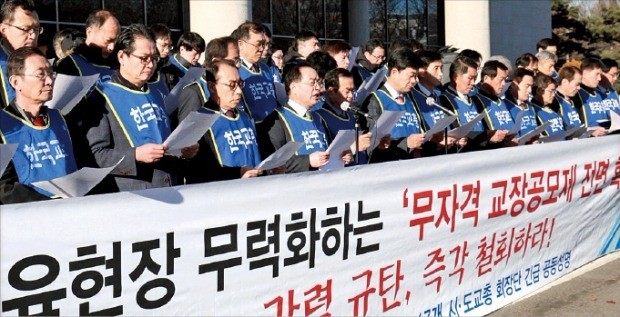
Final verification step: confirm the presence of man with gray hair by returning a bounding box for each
[536,50,558,81]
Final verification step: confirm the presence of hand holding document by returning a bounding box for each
[518,121,551,145]
[447,113,485,139]
[31,158,124,198]
[255,142,302,171]
[164,66,205,114]
[320,130,356,171]
[0,143,17,176]
[507,110,524,136]
[163,111,219,156]
[608,111,620,134]
[370,110,405,150]
[539,125,586,143]
[423,115,457,142]
[45,74,99,115]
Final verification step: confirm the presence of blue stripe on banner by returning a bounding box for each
[600,216,620,255]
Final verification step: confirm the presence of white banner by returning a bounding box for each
[1,136,619,316]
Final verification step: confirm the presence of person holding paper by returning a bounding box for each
[532,73,567,137]
[363,49,429,163]
[259,62,333,173]
[231,22,278,123]
[351,39,385,89]
[505,68,539,137]
[0,47,76,204]
[81,24,196,193]
[316,68,371,164]
[572,58,609,130]
[438,56,507,152]
[553,66,586,130]
[599,58,620,117]
[0,0,41,109]
[187,60,262,183]
[54,10,119,81]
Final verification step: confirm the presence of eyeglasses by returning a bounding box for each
[369,53,385,61]
[130,53,160,65]
[20,71,57,80]
[218,80,245,91]
[300,79,324,89]
[156,42,173,52]
[3,23,43,35]
[544,88,556,94]
[241,39,268,51]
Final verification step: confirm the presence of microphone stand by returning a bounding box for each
[354,112,361,164]
[444,126,448,155]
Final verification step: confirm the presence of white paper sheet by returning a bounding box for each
[164,66,205,114]
[255,141,302,171]
[579,129,595,139]
[163,111,219,156]
[355,67,388,104]
[518,121,552,145]
[0,143,17,176]
[447,113,486,139]
[31,158,123,198]
[539,125,586,143]
[347,47,360,71]
[274,81,288,106]
[369,110,406,150]
[608,111,620,134]
[423,115,457,142]
[507,110,524,136]
[320,130,356,171]
[45,74,99,115]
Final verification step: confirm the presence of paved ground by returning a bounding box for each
[488,251,620,316]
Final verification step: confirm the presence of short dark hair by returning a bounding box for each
[449,56,478,81]
[306,51,337,79]
[387,48,424,73]
[510,68,535,84]
[601,58,619,73]
[389,38,413,55]
[177,32,206,53]
[149,23,171,40]
[85,10,117,29]
[363,39,384,54]
[231,21,264,41]
[457,49,482,64]
[417,50,442,68]
[324,68,352,91]
[7,46,46,77]
[515,53,538,68]
[558,65,581,84]
[262,23,272,39]
[203,59,237,83]
[284,61,313,95]
[481,60,508,80]
[205,36,235,63]
[294,30,319,50]
[115,23,154,55]
[1,0,35,23]
[581,57,603,71]
[536,38,558,51]
[322,39,351,56]
[533,73,555,93]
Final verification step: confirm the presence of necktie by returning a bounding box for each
[32,116,45,126]
[251,64,259,73]
[396,95,404,103]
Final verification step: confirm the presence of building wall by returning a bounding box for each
[188,0,251,43]
[444,0,491,60]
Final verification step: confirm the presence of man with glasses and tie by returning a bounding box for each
[0,0,41,109]
[81,24,197,193]
[231,21,279,124]
[0,47,76,204]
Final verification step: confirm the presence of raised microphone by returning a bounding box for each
[426,96,456,116]
[340,101,368,117]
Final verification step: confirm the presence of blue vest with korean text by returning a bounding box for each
[148,72,170,98]
[0,46,15,107]
[169,54,189,75]
[67,53,114,82]
[316,106,369,165]
[239,62,278,122]
[440,89,485,132]
[0,108,77,196]
[411,85,448,131]
[533,105,565,136]
[373,90,423,138]
[505,99,538,137]
[599,86,620,116]
[577,88,608,127]
[476,93,515,131]
[268,64,282,83]
[97,82,171,147]
[277,106,328,155]
[555,94,582,129]
[201,107,261,167]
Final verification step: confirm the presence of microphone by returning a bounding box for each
[340,101,368,117]
[426,96,456,116]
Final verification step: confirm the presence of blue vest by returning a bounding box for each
[352,65,373,87]
[316,105,368,165]
[184,77,210,104]
[476,93,515,131]
[200,107,261,167]
[555,94,582,129]
[0,46,15,107]
[169,54,189,75]
[148,72,170,98]
[238,62,278,122]
[411,85,448,131]
[576,88,608,127]
[440,89,485,132]
[97,82,171,147]
[268,64,282,83]
[67,53,114,82]
[533,104,565,136]
[309,93,327,112]
[277,106,328,155]
[505,99,538,137]
[373,90,423,138]
[0,108,77,196]
[599,86,620,116]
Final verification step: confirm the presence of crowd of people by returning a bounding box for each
[0,0,618,204]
